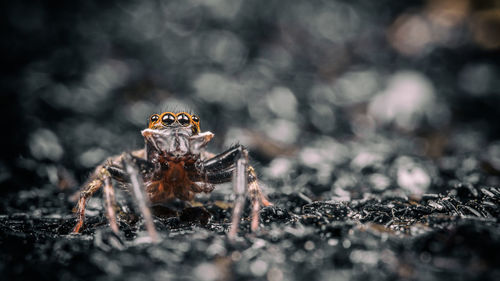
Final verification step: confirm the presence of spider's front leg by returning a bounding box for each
[72,152,159,242]
[72,163,122,234]
[121,154,159,242]
[231,148,249,238]
[199,145,271,238]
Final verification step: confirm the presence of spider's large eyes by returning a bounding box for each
[161,113,176,126]
[150,114,159,124]
[177,113,190,126]
[191,115,199,123]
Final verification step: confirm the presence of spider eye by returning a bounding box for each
[150,115,159,123]
[191,115,199,122]
[177,113,190,126]
[161,113,176,126]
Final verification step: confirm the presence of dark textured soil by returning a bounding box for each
[2,133,500,281]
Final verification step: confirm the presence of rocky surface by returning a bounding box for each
[2,132,500,280]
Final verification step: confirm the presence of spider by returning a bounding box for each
[72,111,271,241]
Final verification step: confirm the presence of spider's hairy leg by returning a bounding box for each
[103,176,119,234]
[121,154,159,243]
[247,166,272,232]
[199,145,272,237]
[72,165,119,234]
[203,165,271,234]
[228,148,248,239]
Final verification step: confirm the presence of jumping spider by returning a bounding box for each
[72,111,271,241]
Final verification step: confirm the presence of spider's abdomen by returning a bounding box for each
[146,161,197,203]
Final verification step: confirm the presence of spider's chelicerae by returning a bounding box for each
[72,111,271,241]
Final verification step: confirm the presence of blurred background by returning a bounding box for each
[1,0,500,197]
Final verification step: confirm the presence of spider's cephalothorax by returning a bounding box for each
[143,111,210,160]
[72,112,271,241]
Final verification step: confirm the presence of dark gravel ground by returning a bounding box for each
[2,133,500,281]
[1,0,500,280]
